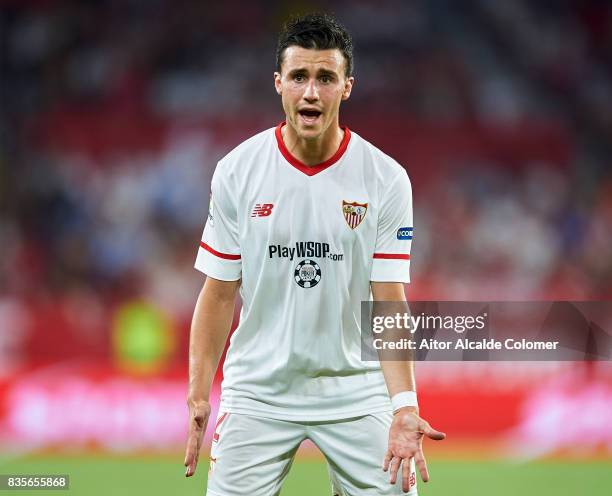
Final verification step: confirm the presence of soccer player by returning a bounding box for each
[184,13,445,495]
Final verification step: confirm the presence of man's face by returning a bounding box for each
[274,46,354,140]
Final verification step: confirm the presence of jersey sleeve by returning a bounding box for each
[370,169,413,283]
[194,165,242,281]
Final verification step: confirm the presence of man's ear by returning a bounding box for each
[342,76,354,101]
[274,72,282,95]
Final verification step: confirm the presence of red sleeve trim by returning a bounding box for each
[200,241,241,260]
[373,253,411,260]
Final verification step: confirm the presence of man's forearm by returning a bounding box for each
[380,359,416,397]
[188,277,239,401]
[370,282,417,406]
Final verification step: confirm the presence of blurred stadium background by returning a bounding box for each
[0,0,611,494]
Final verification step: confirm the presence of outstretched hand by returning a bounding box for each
[382,407,446,493]
[184,398,211,477]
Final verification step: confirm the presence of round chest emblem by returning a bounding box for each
[294,260,321,288]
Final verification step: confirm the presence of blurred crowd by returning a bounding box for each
[1,0,611,365]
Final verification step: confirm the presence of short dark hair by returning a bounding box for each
[276,13,354,78]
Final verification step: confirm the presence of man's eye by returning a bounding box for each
[320,76,332,83]
[294,74,305,82]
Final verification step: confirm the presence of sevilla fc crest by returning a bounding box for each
[342,201,368,229]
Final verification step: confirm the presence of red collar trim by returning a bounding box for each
[275,122,351,176]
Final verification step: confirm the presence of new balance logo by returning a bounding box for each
[251,203,274,217]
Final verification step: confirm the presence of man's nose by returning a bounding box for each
[303,79,319,101]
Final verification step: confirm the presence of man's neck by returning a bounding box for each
[281,122,344,166]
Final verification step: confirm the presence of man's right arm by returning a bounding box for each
[184,276,240,477]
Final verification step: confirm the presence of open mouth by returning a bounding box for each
[298,109,322,125]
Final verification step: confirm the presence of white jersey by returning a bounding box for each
[195,123,413,421]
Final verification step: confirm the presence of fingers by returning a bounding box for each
[183,437,193,466]
[184,407,209,477]
[184,435,203,476]
[184,429,201,477]
[183,422,202,465]
[414,449,429,482]
[388,456,401,484]
[382,450,393,472]
[401,458,412,493]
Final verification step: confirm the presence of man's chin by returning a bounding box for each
[295,122,324,140]
[298,129,322,141]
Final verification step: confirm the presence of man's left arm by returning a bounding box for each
[371,281,446,493]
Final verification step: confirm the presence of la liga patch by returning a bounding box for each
[397,227,413,240]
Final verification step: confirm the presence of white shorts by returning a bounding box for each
[206,411,417,496]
